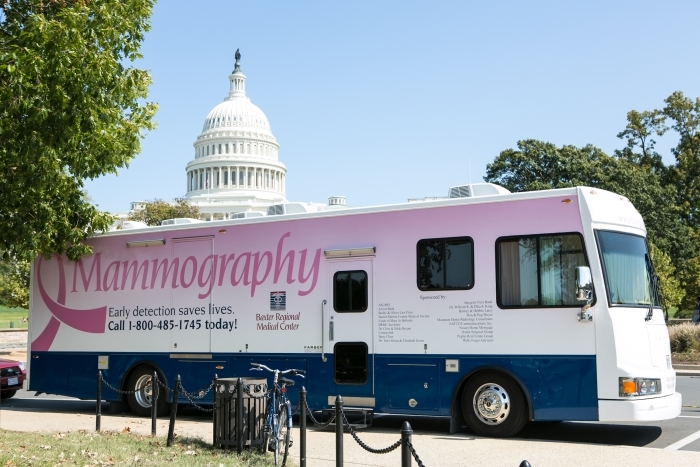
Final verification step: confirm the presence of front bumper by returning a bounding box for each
[598,392,682,421]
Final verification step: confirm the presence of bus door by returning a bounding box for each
[326,259,375,408]
[171,236,213,353]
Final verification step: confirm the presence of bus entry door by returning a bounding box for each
[326,259,375,407]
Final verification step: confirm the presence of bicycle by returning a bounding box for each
[250,362,305,467]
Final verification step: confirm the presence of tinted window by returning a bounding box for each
[417,237,474,290]
[498,233,587,307]
[334,342,368,384]
[334,271,368,312]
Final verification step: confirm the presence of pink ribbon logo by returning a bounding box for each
[32,257,107,351]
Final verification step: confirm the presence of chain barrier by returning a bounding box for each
[178,379,216,400]
[242,384,270,399]
[156,377,175,393]
[99,375,138,395]
[303,395,335,428]
[406,440,427,467]
[179,381,221,413]
[339,405,401,454]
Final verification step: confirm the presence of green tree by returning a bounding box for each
[129,198,201,226]
[0,258,30,309]
[648,242,683,312]
[662,92,700,229]
[484,140,692,310]
[0,0,157,262]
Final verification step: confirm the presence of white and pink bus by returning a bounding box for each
[27,184,681,437]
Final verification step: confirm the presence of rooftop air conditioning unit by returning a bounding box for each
[448,183,510,198]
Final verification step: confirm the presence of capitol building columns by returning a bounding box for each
[184,50,288,221]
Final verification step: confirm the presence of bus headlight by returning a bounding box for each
[619,377,661,397]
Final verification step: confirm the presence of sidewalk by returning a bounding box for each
[1,409,699,467]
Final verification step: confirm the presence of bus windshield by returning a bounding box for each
[597,231,659,307]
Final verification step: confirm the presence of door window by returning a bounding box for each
[334,342,368,384]
[333,271,368,312]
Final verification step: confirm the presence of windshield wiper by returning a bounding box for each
[645,254,660,322]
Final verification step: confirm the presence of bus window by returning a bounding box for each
[417,236,474,290]
[497,233,587,308]
[334,271,368,312]
[596,231,659,307]
[334,342,368,384]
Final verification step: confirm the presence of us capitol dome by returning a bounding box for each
[184,50,288,220]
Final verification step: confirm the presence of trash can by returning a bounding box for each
[9,321,14,328]
[213,377,267,452]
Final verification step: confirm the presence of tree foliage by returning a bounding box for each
[129,199,201,226]
[0,258,30,309]
[485,92,700,313]
[0,0,157,261]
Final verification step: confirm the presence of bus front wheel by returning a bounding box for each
[461,372,527,438]
[126,365,170,417]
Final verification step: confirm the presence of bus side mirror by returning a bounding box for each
[575,266,593,301]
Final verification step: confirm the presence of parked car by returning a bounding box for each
[0,358,26,399]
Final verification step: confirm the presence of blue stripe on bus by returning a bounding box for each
[29,352,597,421]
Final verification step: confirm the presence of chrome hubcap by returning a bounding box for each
[134,374,153,408]
[473,383,510,425]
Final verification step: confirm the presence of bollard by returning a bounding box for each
[167,375,181,447]
[335,395,344,467]
[151,372,158,437]
[96,371,102,432]
[519,462,532,467]
[236,378,243,454]
[212,374,218,448]
[300,386,307,467]
[401,421,413,467]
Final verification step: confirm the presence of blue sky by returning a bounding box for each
[84,0,700,213]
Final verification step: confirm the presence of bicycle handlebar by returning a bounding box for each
[249,362,306,377]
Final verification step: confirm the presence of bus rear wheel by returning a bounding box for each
[461,372,527,438]
[126,365,170,417]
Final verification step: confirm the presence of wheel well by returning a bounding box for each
[450,367,534,431]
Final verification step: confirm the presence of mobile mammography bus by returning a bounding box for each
[28,184,681,437]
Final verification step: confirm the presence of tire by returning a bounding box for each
[126,365,170,417]
[275,403,290,467]
[1,390,16,400]
[461,371,527,438]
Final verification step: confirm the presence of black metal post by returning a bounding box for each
[300,386,307,467]
[236,377,243,454]
[212,374,218,449]
[151,371,158,436]
[401,421,413,467]
[96,371,102,432]
[519,462,532,467]
[166,375,181,447]
[335,395,343,467]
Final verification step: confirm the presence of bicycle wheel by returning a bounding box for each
[275,403,290,467]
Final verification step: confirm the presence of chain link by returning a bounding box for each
[179,381,222,412]
[99,375,138,395]
[156,377,175,393]
[340,407,401,454]
[178,379,216,400]
[303,396,335,428]
[407,440,427,467]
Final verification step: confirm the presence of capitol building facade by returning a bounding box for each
[184,52,288,220]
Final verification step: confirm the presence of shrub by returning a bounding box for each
[669,323,700,353]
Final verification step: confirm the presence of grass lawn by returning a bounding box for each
[0,430,281,467]
[0,306,28,329]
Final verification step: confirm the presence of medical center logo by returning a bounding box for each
[270,291,286,310]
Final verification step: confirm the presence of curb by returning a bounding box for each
[0,328,28,333]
